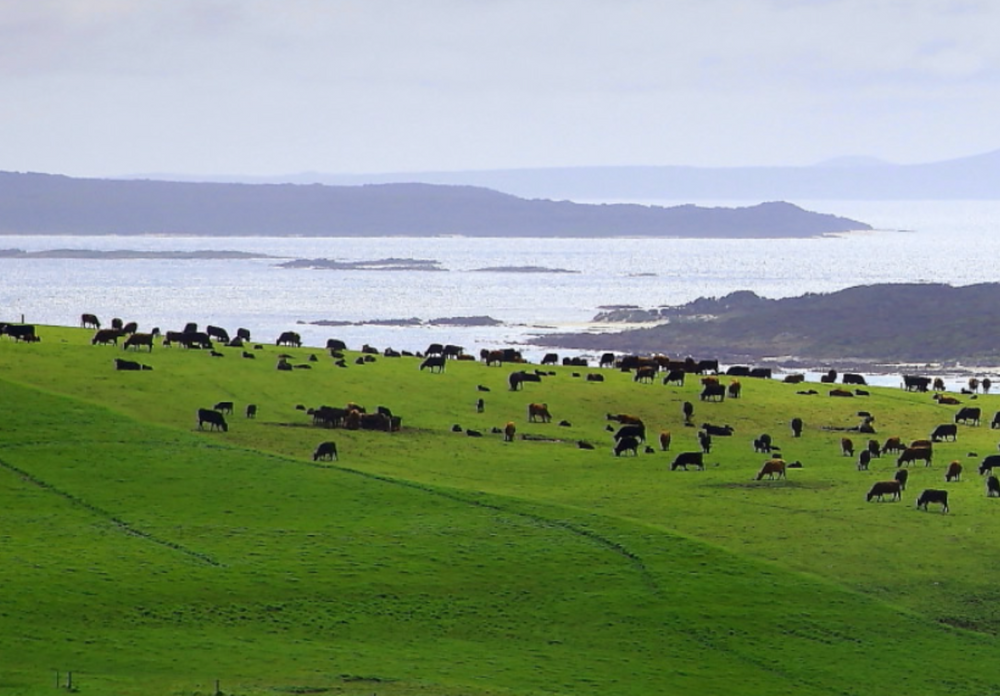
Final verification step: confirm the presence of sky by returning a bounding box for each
[2,0,998,177]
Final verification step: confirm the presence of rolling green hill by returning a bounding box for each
[3,327,1000,695]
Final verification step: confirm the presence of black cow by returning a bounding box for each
[245,404,257,418]
[276,331,302,347]
[614,436,639,457]
[662,369,685,386]
[420,356,446,373]
[183,322,198,333]
[508,371,541,391]
[931,424,958,442]
[749,367,772,379]
[988,476,1000,498]
[80,313,100,329]
[92,329,124,345]
[197,408,228,432]
[114,358,151,371]
[698,430,712,454]
[843,373,867,385]
[701,423,734,436]
[894,468,909,490]
[614,424,646,443]
[897,447,933,467]
[600,352,616,368]
[2,324,38,342]
[978,455,1000,476]
[179,332,213,349]
[903,375,931,392]
[214,401,234,414]
[700,383,726,402]
[682,401,694,425]
[207,325,230,343]
[123,332,155,352]
[858,449,872,471]
[753,434,773,453]
[955,407,982,426]
[992,412,1000,429]
[586,373,604,382]
[122,321,138,334]
[727,366,750,377]
[916,489,949,513]
[237,328,251,342]
[866,480,901,502]
[791,417,803,437]
[541,353,559,365]
[671,451,704,471]
[313,441,338,461]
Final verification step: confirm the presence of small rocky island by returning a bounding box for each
[277,257,445,271]
[305,315,502,328]
[471,266,580,274]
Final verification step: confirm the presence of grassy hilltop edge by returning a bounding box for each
[3,326,1000,696]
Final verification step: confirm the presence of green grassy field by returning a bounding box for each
[4,326,1000,695]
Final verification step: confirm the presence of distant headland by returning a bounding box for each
[0,171,869,238]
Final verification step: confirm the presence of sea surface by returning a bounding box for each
[2,199,999,387]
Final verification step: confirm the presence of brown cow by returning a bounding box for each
[841,437,854,457]
[756,459,786,480]
[659,430,671,451]
[504,422,516,442]
[881,437,904,454]
[728,379,742,399]
[946,461,963,482]
[528,403,551,423]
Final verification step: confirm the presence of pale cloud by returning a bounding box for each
[1,0,997,176]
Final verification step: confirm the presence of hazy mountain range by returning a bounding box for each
[0,171,867,238]
[127,149,1000,201]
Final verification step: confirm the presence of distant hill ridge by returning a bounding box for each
[133,149,1000,201]
[0,171,868,237]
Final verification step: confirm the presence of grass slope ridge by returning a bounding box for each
[0,170,869,237]
[540,282,1000,364]
[4,328,1000,695]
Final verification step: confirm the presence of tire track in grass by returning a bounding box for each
[0,455,223,567]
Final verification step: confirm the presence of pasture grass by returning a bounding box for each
[4,326,1000,694]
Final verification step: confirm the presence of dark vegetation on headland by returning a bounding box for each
[0,170,869,237]
[0,248,276,260]
[539,283,1000,366]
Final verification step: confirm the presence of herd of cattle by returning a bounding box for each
[7,313,1000,515]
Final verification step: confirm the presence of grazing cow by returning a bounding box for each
[790,417,803,438]
[178,332,213,349]
[841,437,854,457]
[214,401,234,415]
[702,423,734,437]
[671,451,704,471]
[207,325,230,343]
[612,424,646,444]
[783,373,805,384]
[420,356,446,373]
[983,378,993,394]
[123,332,154,352]
[931,424,958,442]
[894,468,909,490]
[749,367,772,379]
[276,331,302,347]
[634,366,657,383]
[81,313,100,329]
[978,455,1000,475]
[683,401,694,425]
[599,352,616,368]
[476,398,484,413]
[903,375,931,392]
[698,430,712,454]
[658,431,671,451]
[991,412,1000,430]
[946,461,963,482]
[881,436,904,454]
[122,321,138,334]
[245,404,257,418]
[313,441,338,461]
[528,403,552,423]
[988,476,1000,497]
[866,480,902,502]
[541,353,559,365]
[829,388,854,398]
[112,318,125,330]
[843,373,867,385]
[969,377,981,393]
[662,369,685,386]
[916,489,949,513]
[897,447,932,468]
[1,324,39,342]
[92,329,124,346]
[932,377,946,391]
[700,383,726,402]
[114,358,150,371]
[614,436,639,457]
[727,380,742,399]
[756,459,787,480]
[954,407,982,426]
[237,328,251,342]
[197,408,228,432]
[508,371,541,391]
[586,373,605,382]
[504,422,516,442]
[858,449,871,471]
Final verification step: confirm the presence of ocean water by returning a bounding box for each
[1,199,999,384]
